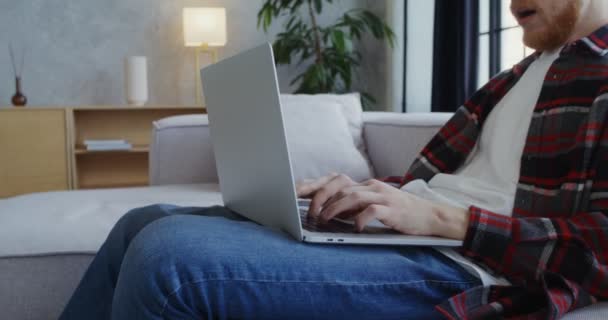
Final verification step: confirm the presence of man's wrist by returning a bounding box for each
[431,204,471,240]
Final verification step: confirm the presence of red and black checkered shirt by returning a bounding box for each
[391,25,608,319]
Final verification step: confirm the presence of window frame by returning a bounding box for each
[479,0,520,77]
[479,0,522,80]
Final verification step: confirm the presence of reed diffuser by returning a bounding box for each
[9,43,27,107]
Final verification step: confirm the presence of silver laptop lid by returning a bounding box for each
[201,43,303,241]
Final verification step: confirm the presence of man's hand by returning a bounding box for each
[296,173,357,216]
[296,174,471,240]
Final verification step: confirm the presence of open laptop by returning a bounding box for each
[201,43,461,247]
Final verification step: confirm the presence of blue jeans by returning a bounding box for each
[59,204,480,320]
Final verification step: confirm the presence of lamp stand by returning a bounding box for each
[195,44,218,106]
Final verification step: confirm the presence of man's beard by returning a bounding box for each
[523,0,581,50]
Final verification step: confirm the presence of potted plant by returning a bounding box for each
[257,0,394,109]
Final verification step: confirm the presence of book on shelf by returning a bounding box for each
[83,139,132,151]
[83,139,128,145]
[85,143,132,151]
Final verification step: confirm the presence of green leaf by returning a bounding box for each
[330,29,346,54]
[286,15,297,30]
[360,92,376,110]
[290,73,305,86]
[313,0,322,13]
[290,0,305,14]
[336,62,352,89]
[385,25,396,48]
[256,3,272,31]
[264,9,272,31]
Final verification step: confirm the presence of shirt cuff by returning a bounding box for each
[461,206,513,272]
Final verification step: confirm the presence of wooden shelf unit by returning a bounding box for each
[0,106,205,197]
[74,146,149,155]
[0,108,69,198]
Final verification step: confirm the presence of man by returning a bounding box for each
[60,0,608,319]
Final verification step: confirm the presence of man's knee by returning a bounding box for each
[123,217,174,267]
[109,204,179,245]
[115,216,213,306]
[122,215,249,275]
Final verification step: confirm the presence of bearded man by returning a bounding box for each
[60,0,608,319]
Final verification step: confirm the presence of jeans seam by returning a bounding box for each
[159,278,478,316]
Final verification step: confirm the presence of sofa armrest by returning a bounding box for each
[363,112,452,179]
[149,114,218,185]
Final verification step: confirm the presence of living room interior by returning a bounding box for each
[1,0,607,319]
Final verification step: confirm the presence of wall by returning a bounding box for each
[0,0,388,109]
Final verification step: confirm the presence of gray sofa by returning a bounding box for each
[0,112,605,319]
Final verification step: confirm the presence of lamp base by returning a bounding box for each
[195,45,219,106]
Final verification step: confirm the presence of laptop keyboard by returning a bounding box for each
[297,199,399,235]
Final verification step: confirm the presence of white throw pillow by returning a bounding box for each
[280,95,374,182]
[280,93,367,156]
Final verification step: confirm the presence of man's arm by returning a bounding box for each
[454,96,608,313]
[460,206,608,296]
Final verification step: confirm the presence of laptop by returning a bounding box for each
[201,43,462,247]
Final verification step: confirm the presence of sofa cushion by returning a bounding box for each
[0,184,222,257]
[279,93,367,157]
[362,112,453,178]
[280,95,374,182]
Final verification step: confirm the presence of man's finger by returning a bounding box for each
[354,204,390,232]
[319,191,385,223]
[308,174,353,217]
[336,210,359,220]
[295,179,313,197]
[296,173,338,197]
[322,185,378,209]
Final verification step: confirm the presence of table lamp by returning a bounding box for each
[183,7,227,105]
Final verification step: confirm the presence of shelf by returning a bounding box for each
[74,145,149,155]
[78,181,148,190]
[70,107,205,190]
[71,105,205,111]
[76,152,149,189]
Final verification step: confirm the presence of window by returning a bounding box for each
[478,0,533,88]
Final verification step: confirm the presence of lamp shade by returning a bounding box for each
[183,7,227,47]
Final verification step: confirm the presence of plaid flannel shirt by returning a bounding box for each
[389,25,608,319]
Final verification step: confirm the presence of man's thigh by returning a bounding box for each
[114,204,245,240]
[118,213,481,320]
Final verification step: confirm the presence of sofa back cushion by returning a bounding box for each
[279,93,368,159]
[150,93,374,185]
[280,94,373,182]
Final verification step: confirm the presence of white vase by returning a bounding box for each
[124,56,148,106]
